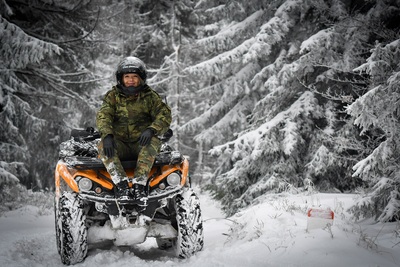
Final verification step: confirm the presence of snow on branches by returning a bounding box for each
[0,16,61,70]
[348,39,400,222]
[210,91,320,158]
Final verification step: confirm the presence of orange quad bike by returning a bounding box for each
[54,127,204,265]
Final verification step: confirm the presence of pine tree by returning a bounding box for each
[348,38,400,222]
[1,0,99,190]
[178,0,400,218]
[0,15,60,189]
[179,0,337,213]
[179,0,272,177]
[142,0,197,152]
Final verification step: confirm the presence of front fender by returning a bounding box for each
[55,160,79,195]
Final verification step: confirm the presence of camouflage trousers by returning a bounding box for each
[98,137,161,186]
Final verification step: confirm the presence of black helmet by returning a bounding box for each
[115,56,147,85]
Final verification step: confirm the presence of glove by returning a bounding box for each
[139,128,155,146]
[103,135,115,158]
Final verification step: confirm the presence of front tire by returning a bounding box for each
[55,192,88,265]
[173,188,204,258]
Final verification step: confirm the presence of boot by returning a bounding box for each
[115,179,131,199]
[132,183,148,206]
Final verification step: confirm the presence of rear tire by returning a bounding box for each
[55,192,88,265]
[173,188,204,258]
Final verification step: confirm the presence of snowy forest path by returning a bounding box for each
[0,190,234,267]
[1,192,400,267]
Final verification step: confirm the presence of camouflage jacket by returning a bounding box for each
[96,85,172,142]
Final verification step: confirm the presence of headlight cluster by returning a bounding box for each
[77,177,93,191]
[166,172,181,186]
[76,172,182,193]
[76,176,104,194]
[157,172,182,190]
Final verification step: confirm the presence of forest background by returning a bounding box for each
[1,0,399,222]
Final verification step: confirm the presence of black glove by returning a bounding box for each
[103,135,115,158]
[139,128,155,146]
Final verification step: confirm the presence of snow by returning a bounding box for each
[0,167,19,186]
[1,190,399,267]
[299,28,333,54]
[210,90,319,158]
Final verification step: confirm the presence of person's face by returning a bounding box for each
[123,73,141,87]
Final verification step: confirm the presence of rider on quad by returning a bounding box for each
[96,56,172,206]
[54,57,203,266]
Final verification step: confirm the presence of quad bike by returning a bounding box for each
[54,127,204,265]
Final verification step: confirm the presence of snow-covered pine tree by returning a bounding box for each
[180,0,334,214]
[179,0,399,217]
[348,38,400,222]
[1,0,98,191]
[0,15,61,190]
[141,0,197,152]
[179,0,271,179]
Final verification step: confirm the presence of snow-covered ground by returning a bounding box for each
[0,190,399,267]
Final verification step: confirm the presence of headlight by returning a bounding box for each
[166,172,181,186]
[78,177,93,191]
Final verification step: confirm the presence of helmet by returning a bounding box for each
[115,56,147,85]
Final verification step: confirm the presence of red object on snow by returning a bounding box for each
[306,207,334,230]
[307,208,334,220]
